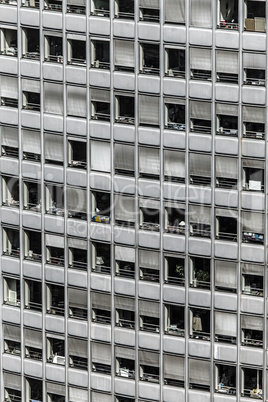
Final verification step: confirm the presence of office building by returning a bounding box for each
[0,0,267,401]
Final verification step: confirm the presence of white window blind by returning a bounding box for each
[69,388,88,402]
[44,133,64,162]
[139,198,160,210]
[139,350,159,366]
[164,354,184,381]
[216,208,238,219]
[215,311,237,337]
[69,287,87,308]
[91,141,111,172]
[242,211,264,233]
[241,315,263,331]
[91,88,110,103]
[68,337,87,358]
[139,95,160,126]
[67,0,86,5]
[243,53,266,69]
[165,0,185,23]
[189,153,211,177]
[0,75,18,98]
[139,147,160,176]
[242,159,264,169]
[115,296,135,310]
[114,143,134,172]
[67,86,87,118]
[140,0,159,8]
[44,82,63,115]
[216,103,238,116]
[190,47,212,71]
[3,324,20,342]
[190,0,212,28]
[91,292,111,310]
[22,130,41,155]
[216,50,239,74]
[4,373,21,390]
[47,382,65,395]
[241,263,264,276]
[67,187,87,214]
[164,150,185,179]
[21,79,40,93]
[68,237,87,250]
[243,106,266,123]
[139,249,160,270]
[115,246,135,263]
[46,234,64,248]
[115,346,135,360]
[189,359,210,386]
[139,300,159,317]
[215,260,237,289]
[190,101,211,120]
[92,342,111,365]
[91,393,112,402]
[189,204,211,224]
[1,126,18,148]
[114,195,135,222]
[216,156,238,179]
[24,328,42,349]
[114,40,135,68]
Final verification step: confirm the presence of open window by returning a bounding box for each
[0,75,18,109]
[115,296,135,329]
[189,153,211,186]
[91,39,110,69]
[140,350,159,383]
[215,209,237,241]
[67,0,85,13]
[44,35,63,63]
[25,378,42,402]
[114,39,135,72]
[139,249,160,283]
[115,245,135,279]
[115,0,134,19]
[243,52,265,86]
[91,0,110,17]
[68,138,86,169]
[2,226,20,257]
[3,277,20,306]
[190,308,210,341]
[115,93,135,124]
[68,237,87,271]
[2,175,19,207]
[22,28,39,59]
[67,39,86,65]
[92,242,111,274]
[45,183,64,216]
[164,99,185,130]
[23,180,41,211]
[91,191,110,223]
[0,28,17,56]
[216,156,238,188]
[140,199,160,232]
[24,328,42,360]
[116,347,135,379]
[241,315,263,348]
[91,88,110,121]
[243,106,265,139]
[67,186,87,220]
[164,150,185,183]
[22,129,41,161]
[139,299,160,333]
[44,0,62,10]
[48,392,65,402]
[245,0,265,32]
[4,373,21,402]
[215,364,236,394]
[242,368,263,398]
[164,255,184,286]
[216,50,239,83]
[139,0,159,22]
[189,205,211,238]
[218,0,238,29]
[215,311,237,344]
[140,43,160,75]
[69,337,88,370]
[165,47,185,78]
[243,159,264,192]
[47,336,65,365]
[91,292,111,324]
[215,260,237,293]
[114,143,135,176]
[189,359,210,391]
[92,342,111,374]
[46,234,64,266]
[242,211,264,244]
[164,304,184,337]
[190,256,210,289]
[24,230,42,261]
[242,263,263,297]
[165,202,185,234]
[139,146,160,179]
[190,101,211,134]
[190,47,211,80]
[25,280,42,311]
[216,103,238,136]
[1,126,19,158]
[46,284,64,316]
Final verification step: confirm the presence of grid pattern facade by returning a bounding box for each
[0,0,267,401]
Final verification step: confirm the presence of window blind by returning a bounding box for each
[46,382,65,395]
[91,292,111,310]
[44,133,64,162]
[139,300,159,317]
[139,350,159,366]
[189,153,211,177]
[215,311,237,337]
[0,75,18,98]
[3,324,20,342]
[69,387,88,402]
[44,82,63,115]
[115,346,135,360]
[139,95,160,126]
[68,337,87,358]
[215,260,237,289]
[164,354,184,381]
[216,103,238,116]
[91,88,110,103]
[3,373,21,390]
[190,101,211,120]
[67,0,86,5]
[115,246,135,263]
[114,143,134,172]
[243,53,266,69]
[115,296,135,310]
[164,150,185,179]
[243,106,266,123]
[216,156,238,179]
[114,195,135,222]
[114,40,135,68]
[67,86,87,118]
[241,315,263,331]
[165,0,185,23]
[91,393,112,402]
[139,198,160,210]
[140,0,159,9]
[242,159,265,169]
[91,141,110,172]
[46,234,64,248]
[190,0,212,28]
[216,208,238,218]
[91,342,111,365]
[190,47,212,71]
[139,249,160,270]
[242,211,264,233]
[21,79,40,93]
[67,187,87,214]
[241,263,264,276]
[69,288,87,308]
[189,359,210,386]
[68,237,87,250]
[189,204,211,224]
[24,328,42,349]
[139,147,160,175]
[1,126,18,148]
[216,50,239,74]
[22,130,41,155]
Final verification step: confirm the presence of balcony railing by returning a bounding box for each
[91,8,110,17]
[242,388,262,399]
[190,330,210,341]
[141,372,159,383]
[166,224,185,235]
[165,69,185,78]
[2,146,19,158]
[93,264,111,274]
[0,47,17,57]
[242,337,263,348]
[141,66,160,75]
[22,0,40,7]
[216,177,237,189]
[166,122,185,131]
[116,266,135,279]
[47,256,64,266]
[115,116,135,125]
[44,2,62,11]
[26,346,42,360]
[23,51,40,60]
[67,4,85,13]
[68,57,86,66]
[92,362,111,374]
[244,78,265,87]
[242,286,263,297]
[3,199,19,207]
[92,112,110,121]
[3,248,20,258]
[69,260,87,270]
[23,102,40,111]
[243,130,265,140]
[191,124,211,134]
[217,73,238,84]
[118,368,135,378]
[191,71,211,80]
[116,318,135,329]
[47,305,65,316]
[165,275,185,286]
[242,232,264,244]
[116,11,134,19]
[27,301,42,311]
[93,314,111,324]
[24,202,41,212]
[140,322,159,333]
[166,325,185,337]
[216,231,237,241]
[45,54,63,63]
[218,21,238,30]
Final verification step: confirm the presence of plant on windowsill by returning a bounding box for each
[175,264,185,285]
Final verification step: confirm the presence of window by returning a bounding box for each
[241,315,263,348]
[243,106,265,139]
[165,48,185,78]
[115,0,134,19]
[68,288,87,320]
[139,0,159,22]
[91,40,110,69]
[139,350,159,383]
[24,230,42,261]
[4,373,21,402]
[69,337,88,370]
[0,28,17,56]
[67,186,87,220]
[44,0,62,10]
[22,28,39,59]
[3,277,20,306]
[3,324,21,355]
[67,0,85,14]
[48,393,65,402]
[139,147,160,179]
[25,280,42,311]
[190,257,210,289]
[243,160,264,192]
[189,153,211,185]
[164,0,185,24]
[242,263,264,297]
[242,211,264,244]
[245,0,265,32]
[190,101,211,134]
[216,103,238,136]
[190,0,212,28]
[90,140,111,172]
[116,347,135,379]
[2,176,19,207]
[47,337,65,365]
[23,180,41,211]
[46,284,64,316]
[189,205,211,238]
[46,245,64,266]
[190,47,212,80]
[91,292,111,324]
[92,242,111,274]
[215,209,237,241]
[67,39,86,64]
[2,226,20,257]
[164,354,184,388]
[165,304,184,337]
[215,311,237,344]
[115,246,135,279]
[68,238,87,271]
[139,300,160,332]
[216,50,239,83]
[22,0,39,7]
[114,39,135,72]
[91,0,110,17]
[139,94,160,127]
[91,89,110,121]
[164,255,185,286]
[243,53,265,86]
[1,126,19,158]
[215,364,236,394]
[242,368,263,398]
[215,260,237,293]
[92,191,110,224]
[44,133,64,165]
[91,343,111,375]
[165,203,185,234]
[140,43,160,75]
[139,249,160,283]
[45,183,64,216]
[24,328,42,360]
[68,139,86,168]
[165,99,185,130]
[189,359,210,391]
[0,75,18,109]
[115,94,135,124]
[22,129,41,161]
[190,308,210,340]
[115,296,135,329]
[25,378,42,402]
[67,86,87,117]
[140,199,160,232]
[218,0,238,29]
[216,156,238,188]
[114,143,135,176]
[164,150,185,183]
[44,35,63,63]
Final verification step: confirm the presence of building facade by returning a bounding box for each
[0,0,267,401]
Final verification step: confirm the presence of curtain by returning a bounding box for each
[22,130,41,154]
[91,88,110,103]
[164,150,185,179]
[114,40,135,67]
[215,260,237,289]
[165,0,185,23]
[91,393,112,402]
[216,50,239,74]
[44,82,63,114]
[90,141,111,172]
[67,86,87,118]
[139,95,160,126]
[139,147,160,175]
[44,133,64,162]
